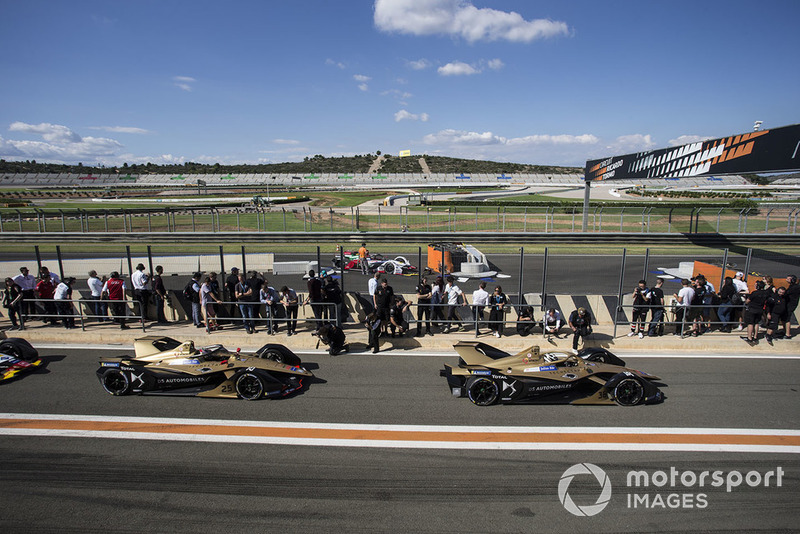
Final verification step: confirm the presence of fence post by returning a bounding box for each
[518,246,525,317]
[59,210,65,232]
[126,245,133,281]
[540,247,548,313]
[56,245,65,281]
[329,208,334,232]
[619,207,625,232]
[642,247,650,282]
[743,248,752,281]
[719,248,729,290]
[147,246,154,281]
[35,245,42,273]
[523,207,527,232]
[765,208,774,233]
[615,248,627,338]
[303,208,307,232]
[241,245,247,274]
[191,209,195,232]
[17,209,23,232]
[475,207,478,231]
[502,207,506,232]
[147,211,152,232]
[378,205,381,231]
[219,246,227,301]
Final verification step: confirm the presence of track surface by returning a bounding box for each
[1,347,798,532]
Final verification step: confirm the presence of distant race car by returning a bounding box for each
[332,251,385,272]
[0,338,43,383]
[376,256,417,275]
[96,335,312,400]
[440,341,663,406]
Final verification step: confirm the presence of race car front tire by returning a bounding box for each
[466,376,499,406]
[262,349,286,364]
[100,369,131,396]
[236,372,265,400]
[612,378,645,406]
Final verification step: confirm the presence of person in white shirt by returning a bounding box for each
[673,279,695,337]
[131,263,151,321]
[732,272,749,331]
[13,266,37,319]
[542,308,563,338]
[444,276,463,333]
[54,277,75,329]
[471,281,489,335]
[368,271,380,309]
[87,270,107,322]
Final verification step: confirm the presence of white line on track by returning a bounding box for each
[1,414,799,453]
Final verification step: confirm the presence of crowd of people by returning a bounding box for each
[629,272,799,346]
[3,260,799,350]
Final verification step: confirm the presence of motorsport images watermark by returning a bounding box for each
[558,463,785,516]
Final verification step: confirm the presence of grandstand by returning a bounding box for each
[0,172,753,189]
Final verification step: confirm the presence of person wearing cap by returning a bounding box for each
[54,276,76,329]
[13,266,37,320]
[568,307,593,350]
[783,275,799,339]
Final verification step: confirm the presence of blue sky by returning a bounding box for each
[1,0,798,168]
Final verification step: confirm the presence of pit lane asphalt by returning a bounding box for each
[1,346,798,532]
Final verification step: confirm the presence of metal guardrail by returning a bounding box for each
[0,231,798,246]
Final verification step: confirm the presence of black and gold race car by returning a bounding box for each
[96,336,312,400]
[440,341,663,406]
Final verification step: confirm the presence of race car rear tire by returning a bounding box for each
[236,372,265,400]
[100,369,131,396]
[466,376,499,406]
[613,378,645,406]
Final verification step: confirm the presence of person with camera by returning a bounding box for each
[628,280,649,339]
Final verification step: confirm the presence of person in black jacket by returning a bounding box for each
[783,275,799,339]
[742,280,770,345]
[765,286,788,345]
[646,278,665,336]
[716,277,737,332]
[3,277,24,330]
[568,307,593,350]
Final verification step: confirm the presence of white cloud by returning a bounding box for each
[604,134,657,154]
[668,134,713,147]
[374,0,570,43]
[325,58,346,69]
[394,109,430,122]
[89,126,150,134]
[173,76,196,91]
[438,61,479,76]
[353,74,372,82]
[358,83,369,92]
[3,122,124,163]
[382,89,413,101]
[406,58,431,70]
[273,138,301,145]
[487,58,504,70]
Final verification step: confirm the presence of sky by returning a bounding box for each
[1,0,798,168]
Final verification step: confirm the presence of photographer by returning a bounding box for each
[628,280,649,338]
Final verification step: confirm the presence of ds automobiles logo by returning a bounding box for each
[558,463,612,516]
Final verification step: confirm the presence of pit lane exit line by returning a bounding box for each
[1,414,798,453]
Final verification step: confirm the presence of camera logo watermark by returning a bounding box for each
[558,463,612,517]
[558,464,784,516]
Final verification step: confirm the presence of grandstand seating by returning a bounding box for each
[0,171,754,189]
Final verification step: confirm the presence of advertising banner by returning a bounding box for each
[585,123,800,181]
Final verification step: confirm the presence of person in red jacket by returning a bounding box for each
[36,275,57,325]
[102,271,129,329]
